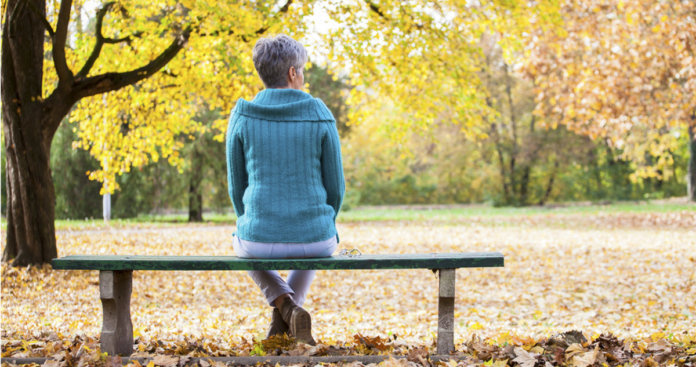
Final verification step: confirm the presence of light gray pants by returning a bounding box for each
[233,236,337,306]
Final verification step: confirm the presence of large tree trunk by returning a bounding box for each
[2,0,58,266]
[688,115,696,202]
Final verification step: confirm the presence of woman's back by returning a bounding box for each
[227,88,344,243]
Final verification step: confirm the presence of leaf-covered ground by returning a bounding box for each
[2,207,695,366]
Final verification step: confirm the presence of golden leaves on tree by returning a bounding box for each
[42,0,309,193]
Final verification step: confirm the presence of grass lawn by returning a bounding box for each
[44,199,696,230]
[338,200,695,221]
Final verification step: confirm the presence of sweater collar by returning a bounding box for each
[233,88,334,122]
[252,88,312,105]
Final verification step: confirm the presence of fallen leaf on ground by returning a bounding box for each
[512,346,539,367]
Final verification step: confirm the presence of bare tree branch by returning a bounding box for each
[365,0,387,19]
[277,0,293,14]
[43,26,191,138]
[103,35,131,44]
[76,2,118,78]
[53,0,74,82]
[71,27,191,101]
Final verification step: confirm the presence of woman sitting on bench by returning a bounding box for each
[226,34,345,345]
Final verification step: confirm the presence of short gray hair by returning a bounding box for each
[252,35,308,88]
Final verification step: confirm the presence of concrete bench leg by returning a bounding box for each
[100,270,133,356]
[437,268,455,355]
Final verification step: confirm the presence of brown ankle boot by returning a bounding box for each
[266,307,289,338]
[278,297,316,345]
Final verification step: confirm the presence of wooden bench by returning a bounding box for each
[51,252,504,356]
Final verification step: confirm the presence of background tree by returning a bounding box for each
[304,63,351,135]
[524,0,696,200]
[325,0,565,205]
[322,0,561,141]
[183,106,227,222]
[50,121,102,219]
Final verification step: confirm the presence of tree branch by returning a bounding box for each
[365,0,387,19]
[103,35,131,43]
[24,0,55,37]
[71,27,191,101]
[53,0,74,82]
[76,2,116,78]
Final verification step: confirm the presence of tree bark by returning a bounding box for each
[188,144,204,222]
[519,114,536,205]
[490,124,510,203]
[539,160,559,206]
[588,146,603,197]
[519,166,530,205]
[688,113,696,202]
[2,0,59,266]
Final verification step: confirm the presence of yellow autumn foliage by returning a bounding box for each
[39,0,562,193]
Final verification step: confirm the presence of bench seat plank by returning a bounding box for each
[52,252,503,271]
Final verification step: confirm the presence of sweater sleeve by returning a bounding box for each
[226,113,248,218]
[321,122,346,220]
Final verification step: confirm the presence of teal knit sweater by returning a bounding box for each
[226,88,345,243]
